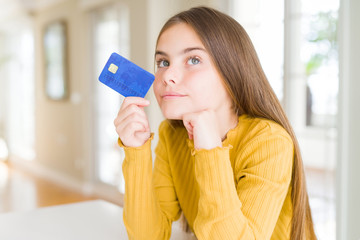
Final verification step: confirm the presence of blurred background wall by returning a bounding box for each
[0,0,359,239]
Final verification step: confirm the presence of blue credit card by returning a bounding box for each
[98,52,155,98]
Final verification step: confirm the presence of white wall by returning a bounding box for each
[337,0,360,239]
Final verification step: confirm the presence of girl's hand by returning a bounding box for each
[182,110,222,150]
[114,97,151,148]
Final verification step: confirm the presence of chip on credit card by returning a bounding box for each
[98,52,155,98]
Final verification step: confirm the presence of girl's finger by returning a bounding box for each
[117,121,148,145]
[119,112,150,133]
[120,97,150,111]
[182,116,195,140]
[115,103,148,126]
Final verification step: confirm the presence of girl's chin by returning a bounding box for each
[163,113,183,120]
[161,109,186,120]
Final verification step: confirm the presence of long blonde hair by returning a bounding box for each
[156,6,316,240]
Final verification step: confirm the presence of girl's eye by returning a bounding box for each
[187,57,200,65]
[157,60,169,68]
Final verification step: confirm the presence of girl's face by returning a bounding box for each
[154,23,233,120]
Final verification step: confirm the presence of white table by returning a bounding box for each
[0,200,196,240]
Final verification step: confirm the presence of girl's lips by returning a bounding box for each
[161,92,187,99]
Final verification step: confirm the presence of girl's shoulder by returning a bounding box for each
[235,115,293,144]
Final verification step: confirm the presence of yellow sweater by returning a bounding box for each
[120,115,294,240]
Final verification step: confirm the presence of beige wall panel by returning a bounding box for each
[35,0,86,181]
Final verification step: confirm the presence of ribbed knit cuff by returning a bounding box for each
[118,133,154,162]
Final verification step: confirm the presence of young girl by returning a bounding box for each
[114,6,317,240]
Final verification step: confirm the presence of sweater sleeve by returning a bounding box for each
[120,122,181,240]
[192,130,294,240]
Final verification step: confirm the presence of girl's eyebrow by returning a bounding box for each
[154,50,168,57]
[155,47,206,57]
[183,47,206,54]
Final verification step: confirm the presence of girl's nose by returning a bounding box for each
[164,78,176,85]
[162,66,179,85]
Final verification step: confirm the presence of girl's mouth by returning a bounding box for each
[161,92,187,99]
